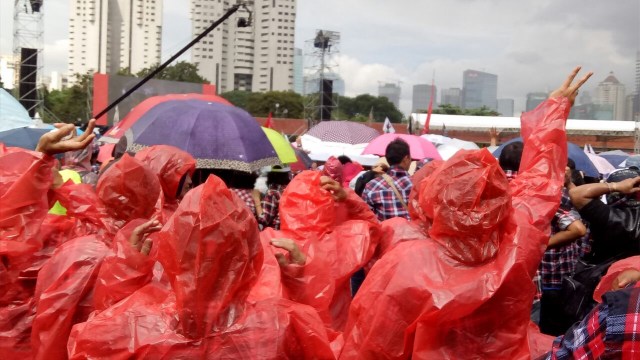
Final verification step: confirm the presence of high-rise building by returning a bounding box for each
[0,54,19,89]
[462,70,497,110]
[190,0,296,93]
[441,88,462,108]
[293,48,303,94]
[634,51,640,121]
[497,99,514,117]
[68,0,162,80]
[49,71,68,91]
[412,84,436,112]
[378,83,401,109]
[526,92,548,111]
[594,71,626,120]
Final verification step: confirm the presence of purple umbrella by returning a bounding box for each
[306,121,380,144]
[125,100,279,172]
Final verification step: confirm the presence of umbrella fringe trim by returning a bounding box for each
[128,143,281,172]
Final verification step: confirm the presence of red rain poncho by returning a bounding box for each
[67,175,336,359]
[259,171,381,331]
[30,155,163,360]
[340,97,571,359]
[0,145,54,357]
[134,145,196,217]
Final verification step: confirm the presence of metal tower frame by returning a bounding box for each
[13,0,44,118]
[303,30,340,128]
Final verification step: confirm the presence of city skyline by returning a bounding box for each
[1,0,637,116]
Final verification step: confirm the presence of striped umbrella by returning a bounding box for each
[306,121,380,145]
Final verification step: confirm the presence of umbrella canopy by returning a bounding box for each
[585,153,616,175]
[437,143,464,160]
[126,100,279,172]
[492,137,599,178]
[262,127,296,164]
[306,121,380,145]
[290,147,313,172]
[0,89,32,131]
[100,93,231,144]
[421,134,479,150]
[300,134,381,166]
[600,154,628,168]
[0,127,50,150]
[362,133,442,161]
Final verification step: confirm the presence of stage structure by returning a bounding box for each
[13,0,44,118]
[303,30,340,127]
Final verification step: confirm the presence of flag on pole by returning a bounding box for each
[368,107,374,124]
[383,117,396,133]
[422,80,435,135]
[264,112,273,128]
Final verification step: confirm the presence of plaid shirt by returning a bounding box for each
[232,188,257,217]
[541,282,640,360]
[258,185,283,230]
[361,166,412,221]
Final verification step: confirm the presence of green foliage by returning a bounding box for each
[337,94,403,123]
[134,61,209,84]
[245,91,304,119]
[418,104,500,117]
[41,73,92,123]
[220,90,252,109]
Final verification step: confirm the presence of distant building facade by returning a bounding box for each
[378,82,401,109]
[497,98,514,117]
[594,72,626,120]
[412,84,436,112]
[462,70,497,111]
[68,0,162,80]
[190,0,296,93]
[441,87,462,108]
[526,92,548,112]
[293,48,303,94]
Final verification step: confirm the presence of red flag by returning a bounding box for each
[422,84,435,135]
[264,112,273,128]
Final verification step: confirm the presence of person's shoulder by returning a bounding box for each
[364,176,387,192]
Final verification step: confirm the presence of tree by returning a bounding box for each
[220,90,252,109]
[419,104,500,117]
[41,73,92,123]
[337,94,403,123]
[135,61,209,84]
[245,91,304,119]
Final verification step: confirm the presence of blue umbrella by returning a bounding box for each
[125,100,280,172]
[0,89,32,131]
[599,154,628,168]
[492,137,600,178]
[0,127,50,150]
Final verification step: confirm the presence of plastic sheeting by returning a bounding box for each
[67,175,337,359]
[134,145,196,204]
[593,256,640,302]
[340,97,571,359]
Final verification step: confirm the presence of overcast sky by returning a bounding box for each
[1,0,638,115]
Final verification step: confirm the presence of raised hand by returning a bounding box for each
[270,238,306,266]
[36,119,96,155]
[320,175,347,202]
[612,176,640,195]
[549,66,593,105]
[129,216,162,255]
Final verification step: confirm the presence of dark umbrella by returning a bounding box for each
[492,137,599,178]
[125,100,279,172]
[290,147,313,172]
[0,127,50,150]
[306,121,380,144]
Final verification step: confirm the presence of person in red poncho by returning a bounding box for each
[339,67,593,360]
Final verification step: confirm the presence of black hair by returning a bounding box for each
[498,141,523,172]
[354,170,379,197]
[570,169,585,186]
[211,169,258,189]
[267,170,291,187]
[385,139,410,166]
[337,155,352,165]
[567,158,576,170]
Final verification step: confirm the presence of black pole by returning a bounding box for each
[93,4,245,121]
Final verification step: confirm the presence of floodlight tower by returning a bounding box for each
[303,30,340,127]
[13,0,44,118]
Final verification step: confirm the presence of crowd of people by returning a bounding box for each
[3,67,640,359]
